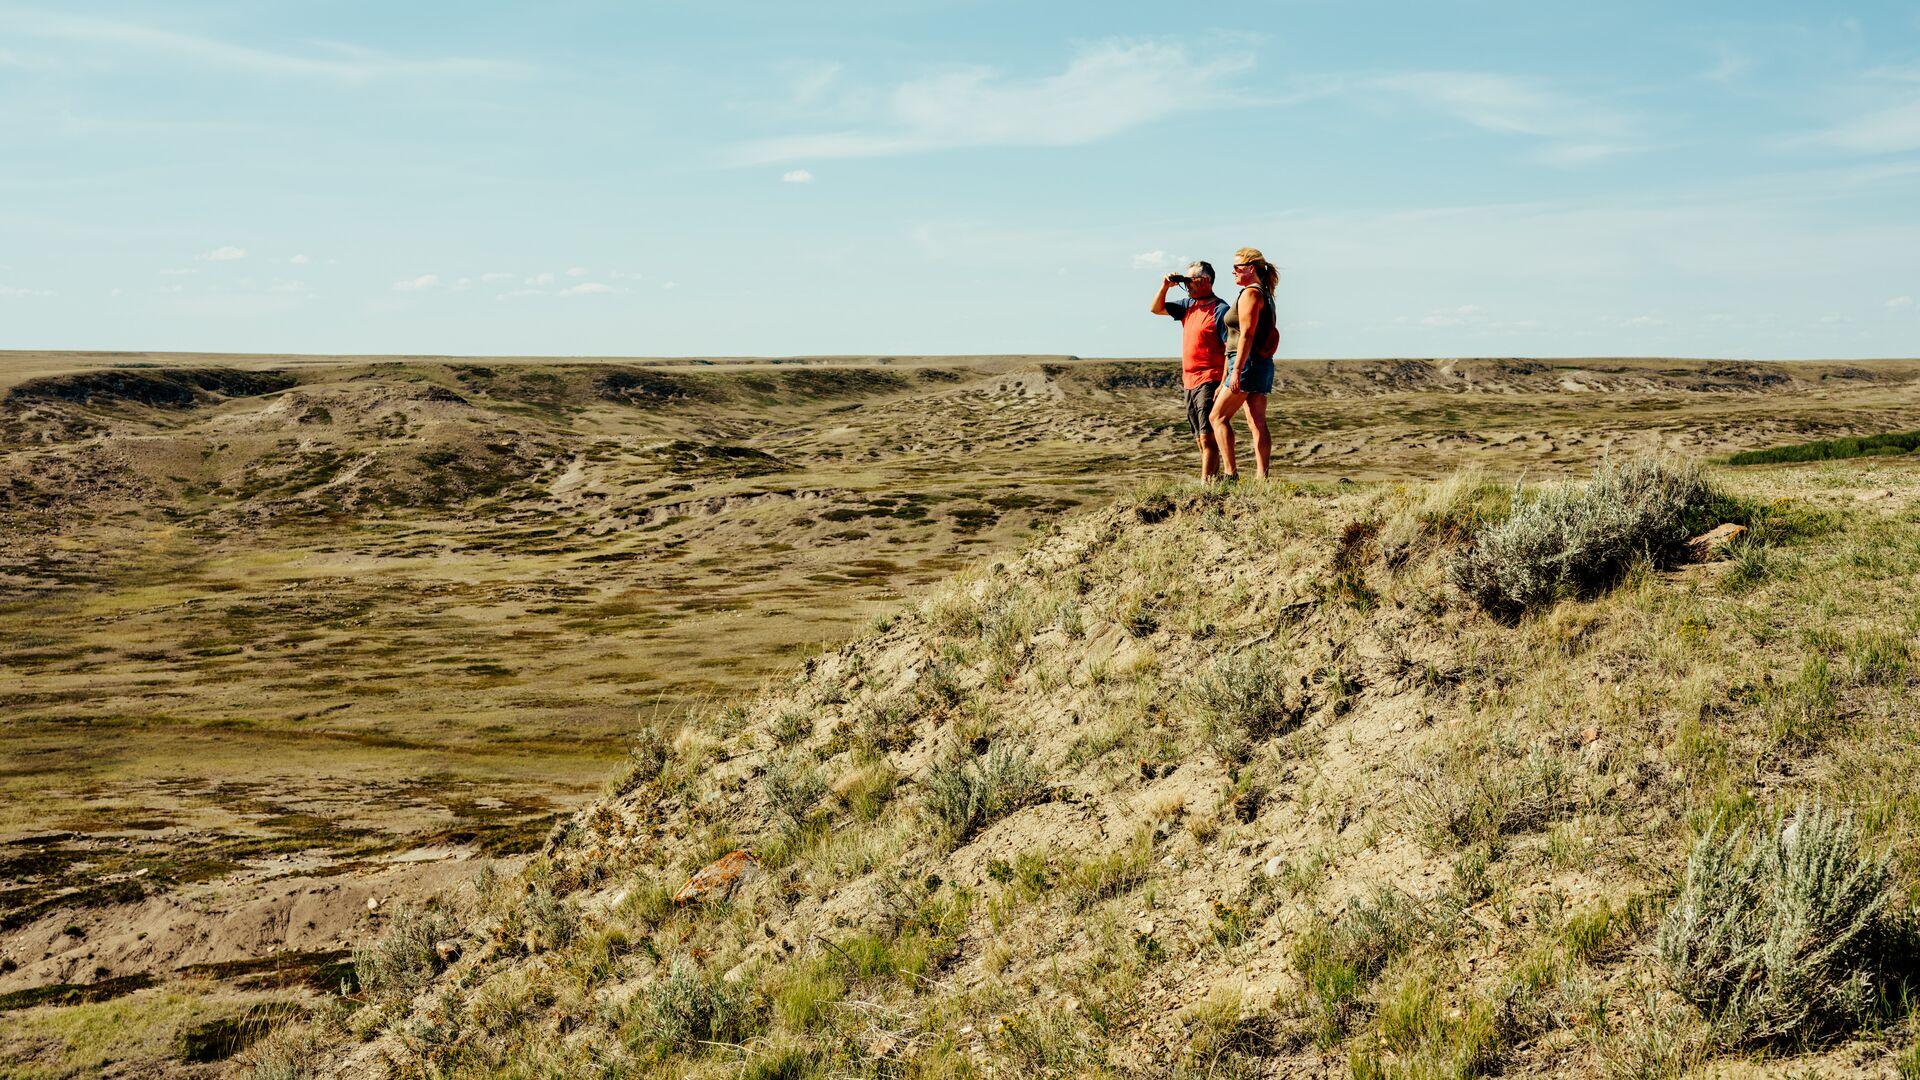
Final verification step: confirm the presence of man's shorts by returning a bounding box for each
[1228,352,1275,395]
[1185,381,1221,439]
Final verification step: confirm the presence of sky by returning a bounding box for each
[2,1,1918,359]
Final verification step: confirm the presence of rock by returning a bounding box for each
[1579,726,1600,746]
[1262,855,1288,879]
[434,939,461,964]
[673,850,761,905]
[1687,523,1747,561]
[366,897,380,913]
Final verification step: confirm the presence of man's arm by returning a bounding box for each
[1150,274,1178,316]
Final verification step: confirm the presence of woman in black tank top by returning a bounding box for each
[1207,247,1279,479]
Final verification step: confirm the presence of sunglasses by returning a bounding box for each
[1232,263,1252,271]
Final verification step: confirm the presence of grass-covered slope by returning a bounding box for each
[268,458,1920,1079]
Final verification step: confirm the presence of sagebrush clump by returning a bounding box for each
[923,739,1044,843]
[1187,648,1303,763]
[1450,457,1724,619]
[1657,804,1906,1045]
[354,904,458,1001]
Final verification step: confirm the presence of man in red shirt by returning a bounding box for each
[1150,261,1232,480]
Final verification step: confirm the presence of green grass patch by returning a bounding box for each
[1727,430,1920,465]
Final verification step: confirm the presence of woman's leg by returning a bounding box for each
[1208,386,1246,477]
[1245,394,1271,478]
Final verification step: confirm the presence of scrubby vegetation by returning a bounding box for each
[1728,429,1920,465]
[1658,804,1909,1045]
[166,455,1920,1076]
[1449,457,1730,620]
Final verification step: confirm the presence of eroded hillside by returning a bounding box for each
[4,353,1920,1076]
[268,455,1920,1079]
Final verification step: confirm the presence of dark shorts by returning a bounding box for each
[1228,352,1275,395]
[1184,381,1220,439]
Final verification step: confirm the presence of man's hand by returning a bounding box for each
[1163,273,1183,287]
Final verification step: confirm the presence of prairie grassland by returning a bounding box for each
[255,452,1920,1079]
[3,353,1920,1075]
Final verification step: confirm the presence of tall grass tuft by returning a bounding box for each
[1450,456,1725,620]
[1656,804,1906,1046]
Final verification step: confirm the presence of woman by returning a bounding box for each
[1208,247,1279,479]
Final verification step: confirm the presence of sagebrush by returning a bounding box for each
[1656,804,1907,1045]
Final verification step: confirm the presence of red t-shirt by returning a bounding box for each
[1166,294,1231,389]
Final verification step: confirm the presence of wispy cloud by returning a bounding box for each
[730,39,1254,164]
[558,281,617,296]
[0,9,526,82]
[1364,71,1637,164]
[391,273,439,292]
[200,245,247,261]
[0,284,55,297]
[781,169,815,183]
[1820,99,1920,154]
[1890,295,1915,309]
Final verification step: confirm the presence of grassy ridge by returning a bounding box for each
[242,458,1920,1078]
[1727,430,1920,465]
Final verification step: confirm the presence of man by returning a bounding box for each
[1150,261,1232,480]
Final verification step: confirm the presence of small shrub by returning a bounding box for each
[498,886,579,955]
[1187,648,1304,763]
[1450,457,1722,620]
[633,959,763,1053]
[924,739,1045,843]
[1656,804,1904,1046]
[761,757,827,831]
[354,904,457,1000]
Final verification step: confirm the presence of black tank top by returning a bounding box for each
[1224,287,1276,361]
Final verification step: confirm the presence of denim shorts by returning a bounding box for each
[1227,352,1274,395]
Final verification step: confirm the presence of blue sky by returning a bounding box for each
[2,1,1918,359]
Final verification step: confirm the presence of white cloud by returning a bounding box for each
[525,272,555,286]
[0,9,525,83]
[480,272,514,283]
[1418,304,1487,327]
[566,266,588,277]
[268,280,309,294]
[391,273,439,292]
[0,284,54,297]
[495,288,546,300]
[1531,142,1639,168]
[288,253,310,265]
[1130,250,1185,270]
[200,245,247,261]
[1822,99,1920,153]
[1890,295,1916,309]
[453,277,472,290]
[559,282,617,296]
[782,169,815,183]
[731,39,1254,164]
[159,266,196,276]
[662,281,679,290]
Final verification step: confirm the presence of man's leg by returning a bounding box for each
[1209,388,1245,477]
[1196,435,1218,481]
[1246,394,1271,479]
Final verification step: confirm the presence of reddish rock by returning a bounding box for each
[673,850,761,905]
[1687,523,1747,561]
